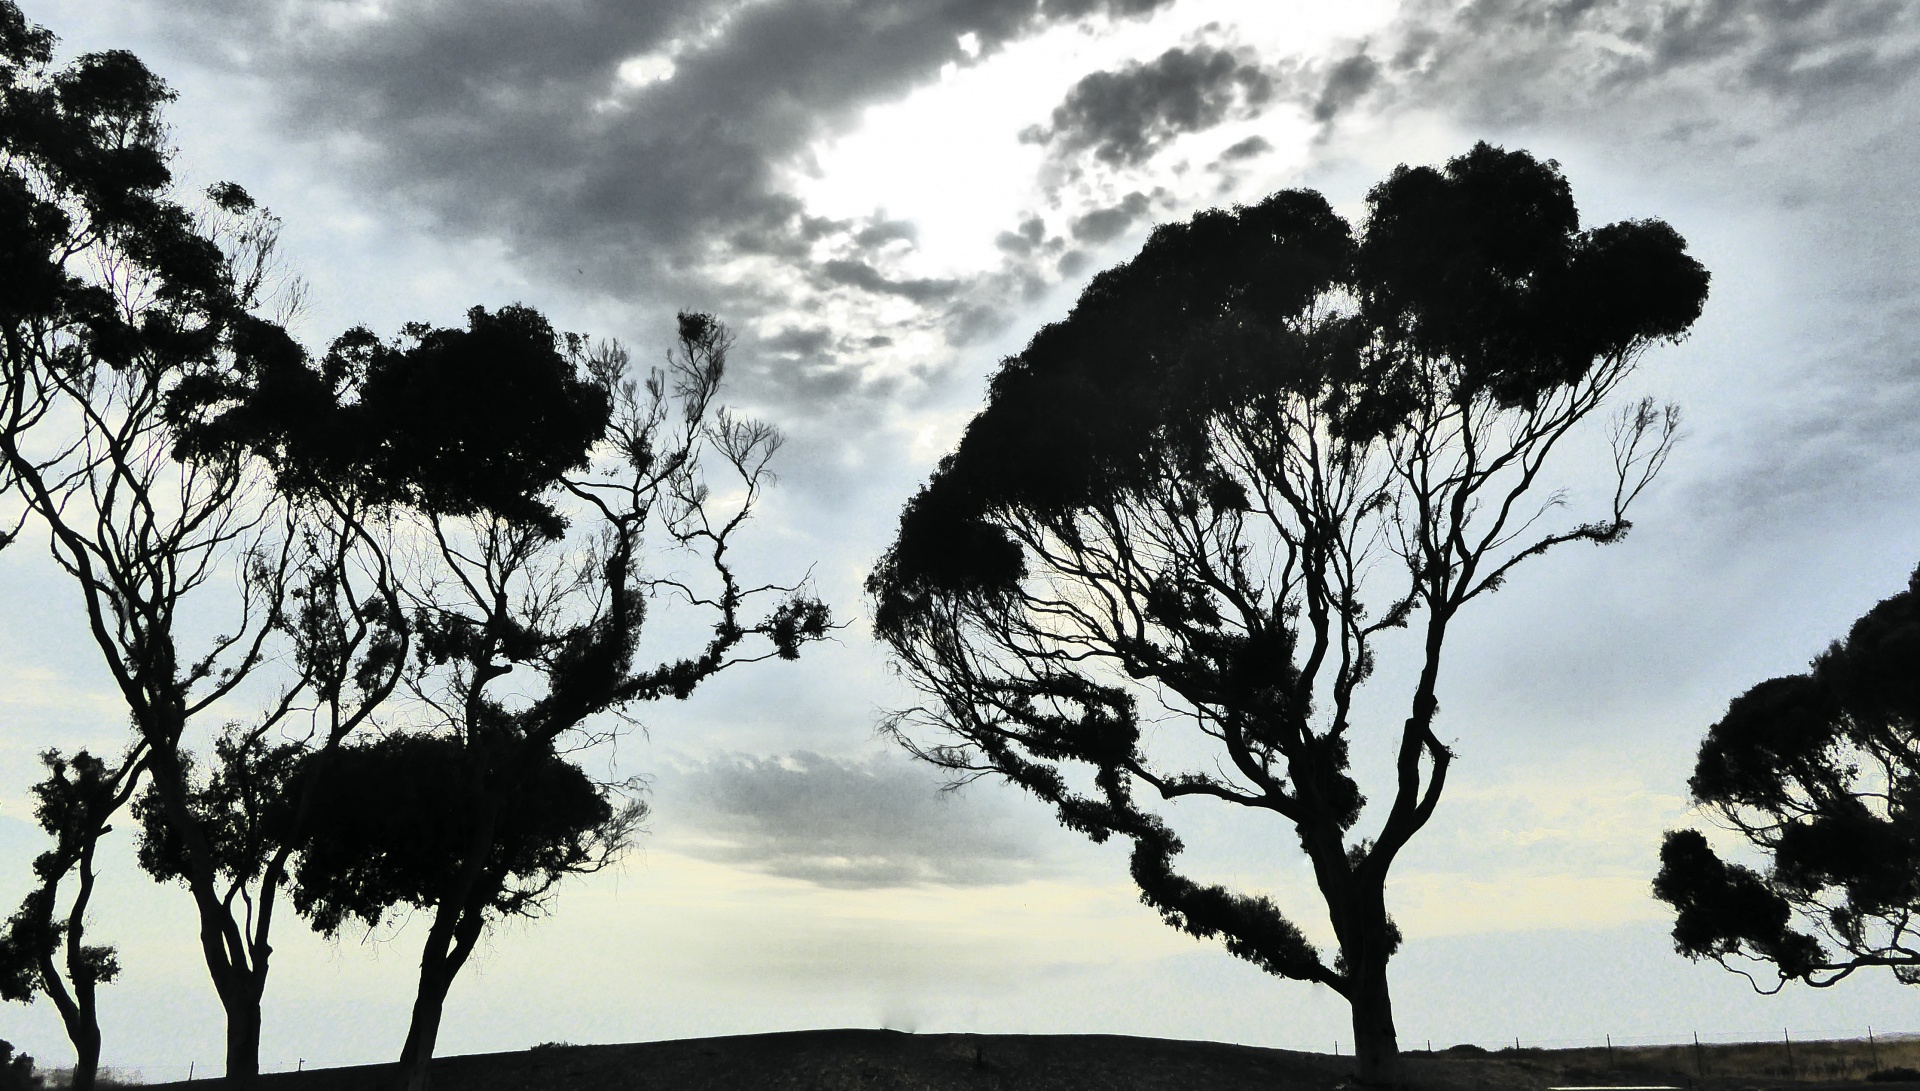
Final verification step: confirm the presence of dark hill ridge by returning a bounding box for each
[137,1029,1920,1091]
[137,1031,1492,1091]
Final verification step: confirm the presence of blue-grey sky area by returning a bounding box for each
[6,0,1920,1077]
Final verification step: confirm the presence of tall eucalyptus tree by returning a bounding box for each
[870,144,1709,1084]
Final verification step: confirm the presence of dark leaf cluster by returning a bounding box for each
[277,734,635,936]
[0,5,250,379]
[183,305,612,538]
[1360,144,1708,407]
[132,734,300,889]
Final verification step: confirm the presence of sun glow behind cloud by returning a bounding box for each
[787,0,1397,279]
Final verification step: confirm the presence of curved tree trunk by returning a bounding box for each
[41,962,99,1091]
[397,899,489,1091]
[397,957,453,1091]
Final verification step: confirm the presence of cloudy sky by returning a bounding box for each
[5,0,1920,1077]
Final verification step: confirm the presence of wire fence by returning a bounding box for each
[37,1059,321,1086]
[1358,1026,1920,1084]
[1410,1025,1917,1052]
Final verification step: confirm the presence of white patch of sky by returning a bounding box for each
[615,51,676,87]
[600,0,779,110]
[787,0,1396,278]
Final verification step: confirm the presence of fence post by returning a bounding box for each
[1606,1033,1614,1070]
[1784,1027,1794,1078]
[1693,1031,1704,1077]
[1870,1025,1880,1070]
[189,1061,195,1081]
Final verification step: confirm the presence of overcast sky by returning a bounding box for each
[5,0,1920,1077]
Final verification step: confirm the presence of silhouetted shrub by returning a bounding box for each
[0,1041,41,1091]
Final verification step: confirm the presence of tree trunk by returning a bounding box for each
[39,941,91,1091]
[397,889,490,1091]
[1349,951,1401,1086]
[147,738,264,1090]
[223,989,262,1089]
[397,957,455,1091]
[69,1022,100,1091]
[396,755,510,1091]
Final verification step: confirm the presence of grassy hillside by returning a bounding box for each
[131,1029,1920,1091]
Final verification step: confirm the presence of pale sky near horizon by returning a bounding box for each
[4,0,1920,1078]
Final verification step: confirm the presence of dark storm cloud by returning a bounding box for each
[140,0,1181,424]
[1023,45,1273,167]
[667,751,1056,889]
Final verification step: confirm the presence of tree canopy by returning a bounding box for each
[870,142,1707,1085]
[1656,565,1920,990]
[187,304,614,538]
[279,733,639,937]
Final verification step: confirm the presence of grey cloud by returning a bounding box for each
[136,0,1182,424]
[820,259,961,304]
[762,326,833,356]
[667,751,1056,889]
[1029,45,1274,167]
[947,304,1012,347]
[1377,0,1920,125]
[1069,191,1151,243]
[994,215,1048,256]
[1312,52,1377,121]
[1216,135,1272,163]
[854,218,919,249]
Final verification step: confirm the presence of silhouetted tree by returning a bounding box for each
[1655,565,1920,991]
[213,306,829,1091]
[869,144,1708,1085]
[0,749,145,1091]
[0,6,400,1084]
